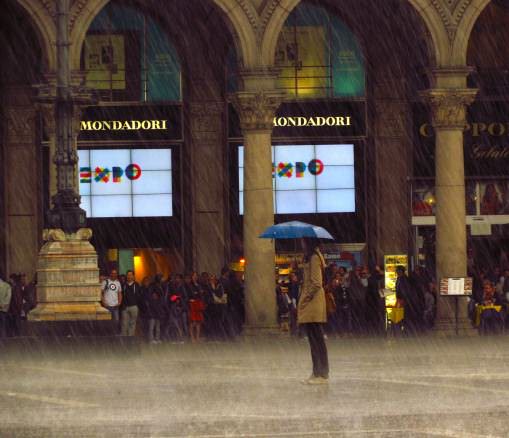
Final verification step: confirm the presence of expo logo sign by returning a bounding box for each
[273,159,324,178]
[79,164,142,183]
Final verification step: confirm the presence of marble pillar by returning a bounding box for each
[424,87,477,335]
[232,91,283,332]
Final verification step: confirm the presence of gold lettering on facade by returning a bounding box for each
[421,122,509,137]
[272,115,352,127]
[80,120,169,131]
[471,145,509,159]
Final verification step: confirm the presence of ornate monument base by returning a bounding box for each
[28,228,110,322]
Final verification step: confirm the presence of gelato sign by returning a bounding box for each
[414,102,509,176]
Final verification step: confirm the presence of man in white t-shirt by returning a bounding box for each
[101,269,122,322]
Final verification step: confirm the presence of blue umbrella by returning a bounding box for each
[259,221,334,240]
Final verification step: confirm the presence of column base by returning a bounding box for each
[28,302,111,321]
[433,316,478,337]
[242,324,283,337]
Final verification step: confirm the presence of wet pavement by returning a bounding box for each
[1,335,509,437]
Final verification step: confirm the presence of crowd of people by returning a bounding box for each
[4,259,509,339]
[100,268,245,343]
[0,273,36,338]
[276,263,438,337]
[468,266,509,333]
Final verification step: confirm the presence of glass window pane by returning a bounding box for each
[131,149,171,170]
[276,190,316,214]
[316,166,355,190]
[316,144,354,165]
[91,195,132,218]
[133,194,172,217]
[317,189,355,213]
[132,170,172,195]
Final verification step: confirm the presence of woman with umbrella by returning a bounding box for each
[260,221,332,384]
[298,237,329,384]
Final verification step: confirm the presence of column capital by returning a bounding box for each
[420,88,477,129]
[231,90,285,132]
[33,71,97,107]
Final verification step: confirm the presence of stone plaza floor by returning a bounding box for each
[1,335,509,437]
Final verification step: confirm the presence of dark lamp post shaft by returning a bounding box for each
[47,0,86,233]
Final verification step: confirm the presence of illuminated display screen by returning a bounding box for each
[78,148,172,218]
[239,144,355,214]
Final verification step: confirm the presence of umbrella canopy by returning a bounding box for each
[259,221,334,240]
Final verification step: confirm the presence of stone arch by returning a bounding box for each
[406,0,451,67]
[69,0,258,71]
[261,0,448,70]
[260,0,299,67]
[15,0,55,71]
[452,0,491,66]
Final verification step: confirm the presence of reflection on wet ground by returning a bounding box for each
[1,335,508,437]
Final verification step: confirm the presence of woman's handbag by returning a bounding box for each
[325,289,337,315]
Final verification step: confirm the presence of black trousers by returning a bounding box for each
[303,323,329,378]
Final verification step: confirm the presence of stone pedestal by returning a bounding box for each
[29,228,110,321]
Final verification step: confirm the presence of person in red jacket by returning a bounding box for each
[189,288,206,343]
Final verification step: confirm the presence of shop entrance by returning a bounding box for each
[102,248,178,281]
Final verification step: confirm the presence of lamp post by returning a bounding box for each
[28,0,108,325]
[47,0,86,233]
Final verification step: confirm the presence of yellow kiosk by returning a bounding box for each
[384,255,408,329]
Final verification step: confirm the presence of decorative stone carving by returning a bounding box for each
[430,0,475,42]
[76,228,93,240]
[43,228,66,242]
[42,227,93,242]
[235,0,259,31]
[231,90,284,132]
[40,104,56,138]
[30,227,108,321]
[5,108,35,143]
[189,102,224,144]
[374,101,407,138]
[421,88,477,129]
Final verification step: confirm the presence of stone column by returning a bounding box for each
[423,85,477,335]
[189,102,227,275]
[2,87,41,279]
[232,90,283,332]
[372,99,411,261]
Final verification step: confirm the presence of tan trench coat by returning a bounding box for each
[297,249,327,324]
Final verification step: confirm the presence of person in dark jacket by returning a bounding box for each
[120,270,141,336]
[207,274,228,339]
[365,266,385,335]
[349,268,367,334]
[335,273,351,336]
[8,274,23,337]
[395,265,419,335]
[145,275,166,344]
[18,273,36,319]
[228,271,244,336]
[409,266,428,332]
[137,277,150,335]
[177,274,193,338]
